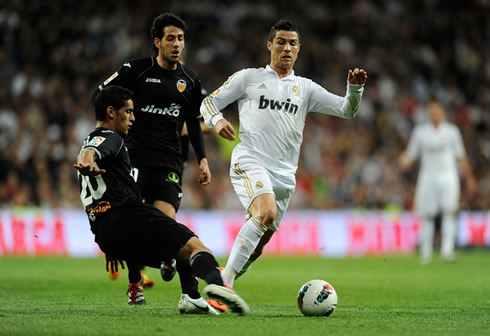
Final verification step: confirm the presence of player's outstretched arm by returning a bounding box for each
[215,119,236,141]
[347,68,368,85]
[73,148,106,176]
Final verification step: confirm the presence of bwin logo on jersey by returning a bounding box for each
[141,104,181,117]
[258,95,298,115]
[146,78,161,83]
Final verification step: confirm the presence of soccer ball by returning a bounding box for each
[297,279,337,316]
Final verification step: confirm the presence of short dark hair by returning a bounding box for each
[268,19,300,42]
[93,86,133,121]
[150,13,187,53]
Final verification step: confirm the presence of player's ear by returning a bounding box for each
[266,40,272,51]
[153,37,161,49]
[106,106,115,120]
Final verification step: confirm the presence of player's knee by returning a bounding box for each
[256,207,277,227]
[178,237,211,261]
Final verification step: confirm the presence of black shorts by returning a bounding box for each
[92,202,195,268]
[135,166,183,211]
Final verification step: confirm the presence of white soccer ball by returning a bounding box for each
[297,279,338,316]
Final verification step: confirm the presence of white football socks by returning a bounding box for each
[420,217,435,263]
[223,217,267,287]
[235,259,254,280]
[441,214,456,259]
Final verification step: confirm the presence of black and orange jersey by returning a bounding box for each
[77,127,141,218]
[93,57,205,173]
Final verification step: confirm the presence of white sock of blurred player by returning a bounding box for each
[222,217,267,287]
[441,213,456,260]
[420,217,435,264]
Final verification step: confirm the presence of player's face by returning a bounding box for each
[267,30,300,72]
[428,103,445,125]
[114,100,135,136]
[155,25,185,69]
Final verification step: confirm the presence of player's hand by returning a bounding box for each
[105,254,125,273]
[74,149,106,176]
[398,154,414,172]
[347,68,368,85]
[199,158,212,185]
[73,162,106,176]
[215,119,236,141]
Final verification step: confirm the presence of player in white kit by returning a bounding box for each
[200,19,367,308]
[399,101,475,263]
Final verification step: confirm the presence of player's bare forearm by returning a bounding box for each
[347,68,368,85]
[73,148,106,176]
[215,119,236,141]
[460,157,476,195]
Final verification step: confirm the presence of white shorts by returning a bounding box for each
[414,172,460,217]
[230,161,295,231]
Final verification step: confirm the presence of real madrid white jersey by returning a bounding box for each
[405,121,465,178]
[201,65,364,177]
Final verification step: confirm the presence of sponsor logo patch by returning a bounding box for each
[88,136,106,147]
[211,88,220,96]
[165,172,180,185]
[258,95,298,115]
[141,104,181,117]
[177,79,186,92]
[88,201,112,221]
[103,72,118,86]
[258,83,267,89]
[146,78,161,83]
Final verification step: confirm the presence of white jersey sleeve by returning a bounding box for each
[200,70,247,128]
[307,82,364,118]
[405,126,422,160]
[451,124,465,159]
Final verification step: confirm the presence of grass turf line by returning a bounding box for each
[0,251,488,336]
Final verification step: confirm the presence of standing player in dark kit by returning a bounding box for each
[75,85,248,315]
[92,13,212,312]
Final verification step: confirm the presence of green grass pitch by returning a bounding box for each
[0,251,488,336]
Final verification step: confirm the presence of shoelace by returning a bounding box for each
[127,284,142,301]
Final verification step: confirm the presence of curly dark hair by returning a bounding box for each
[150,13,187,54]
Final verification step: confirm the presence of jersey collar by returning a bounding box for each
[265,65,296,81]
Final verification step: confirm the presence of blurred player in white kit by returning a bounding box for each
[400,101,475,263]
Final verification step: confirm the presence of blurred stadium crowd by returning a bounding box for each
[0,0,489,211]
